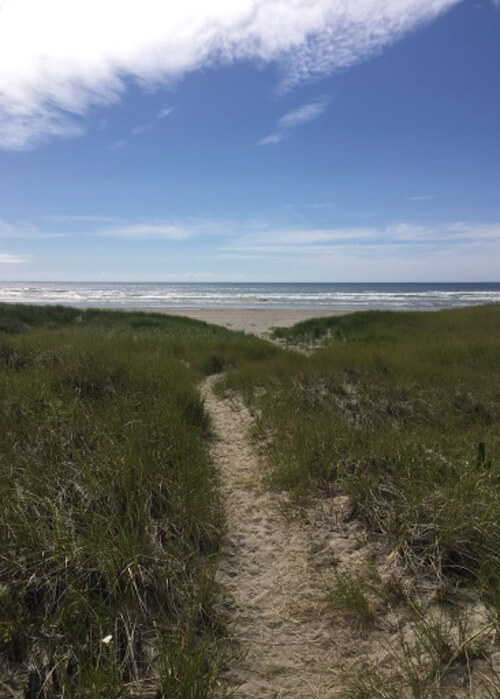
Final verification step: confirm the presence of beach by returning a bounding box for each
[133,307,348,337]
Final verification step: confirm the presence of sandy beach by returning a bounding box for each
[126,307,348,337]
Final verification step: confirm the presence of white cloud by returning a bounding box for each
[108,139,127,150]
[97,223,192,240]
[0,0,461,149]
[387,222,500,242]
[157,107,174,119]
[257,132,285,146]
[91,217,500,250]
[0,110,84,150]
[277,101,327,129]
[233,227,376,246]
[307,202,336,209]
[4,215,498,252]
[0,253,29,264]
[223,221,500,254]
[0,218,68,238]
[130,105,173,136]
[0,219,35,238]
[43,214,122,223]
[258,99,328,145]
[131,122,153,135]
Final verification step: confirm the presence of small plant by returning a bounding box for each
[325,570,375,630]
[343,603,495,698]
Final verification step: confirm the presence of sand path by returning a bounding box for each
[201,376,499,699]
[201,376,367,698]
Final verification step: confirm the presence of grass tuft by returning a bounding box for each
[325,570,376,630]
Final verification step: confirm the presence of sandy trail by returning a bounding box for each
[201,377,498,698]
[201,376,368,698]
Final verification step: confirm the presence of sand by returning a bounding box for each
[124,307,348,338]
[201,375,388,697]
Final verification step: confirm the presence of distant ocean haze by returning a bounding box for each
[0,282,500,311]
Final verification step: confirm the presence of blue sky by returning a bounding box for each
[0,0,499,282]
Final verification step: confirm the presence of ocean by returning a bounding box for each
[0,282,499,311]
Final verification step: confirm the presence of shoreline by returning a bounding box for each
[119,307,350,337]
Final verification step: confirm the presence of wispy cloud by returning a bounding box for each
[258,132,286,146]
[0,218,67,238]
[0,253,29,264]
[386,222,500,243]
[223,221,500,255]
[131,123,153,136]
[0,0,460,149]
[309,202,336,209]
[5,215,499,254]
[93,217,500,252]
[0,111,84,151]
[108,139,127,151]
[0,215,228,243]
[129,105,173,137]
[157,107,173,120]
[278,102,327,129]
[233,227,376,247]
[258,99,328,146]
[96,223,192,240]
[43,214,122,224]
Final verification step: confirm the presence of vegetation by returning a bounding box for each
[224,305,500,693]
[0,304,276,697]
[226,306,500,591]
[1,301,500,695]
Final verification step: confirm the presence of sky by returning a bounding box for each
[0,0,499,282]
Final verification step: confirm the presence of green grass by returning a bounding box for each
[225,306,500,605]
[2,302,500,695]
[0,303,277,696]
[225,305,500,694]
[325,570,375,631]
[342,602,496,698]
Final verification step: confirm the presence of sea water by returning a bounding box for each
[0,282,499,311]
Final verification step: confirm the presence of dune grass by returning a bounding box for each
[0,304,277,697]
[224,306,500,604]
[222,305,500,694]
[2,302,500,696]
